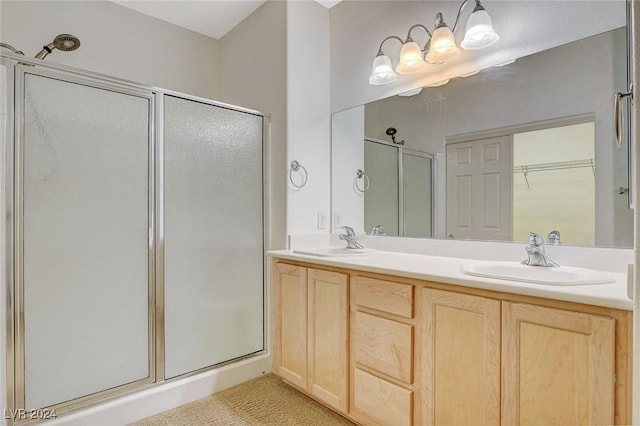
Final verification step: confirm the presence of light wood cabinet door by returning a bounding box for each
[352,368,413,426]
[419,288,501,425]
[308,269,349,413]
[502,302,615,425]
[272,263,308,388]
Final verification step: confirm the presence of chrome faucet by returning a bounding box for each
[547,230,561,245]
[370,225,385,236]
[339,226,364,249]
[522,232,558,267]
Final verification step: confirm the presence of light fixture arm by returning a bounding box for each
[407,24,432,40]
[452,0,477,33]
[376,35,404,55]
[406,24,433,52]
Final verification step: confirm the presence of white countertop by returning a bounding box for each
[267,249,633,311]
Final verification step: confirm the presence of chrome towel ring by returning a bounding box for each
[289,160,308,188]
[355,169,370,192]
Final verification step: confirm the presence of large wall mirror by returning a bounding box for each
[331,1,632,248]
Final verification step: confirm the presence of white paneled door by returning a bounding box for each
[446,136,513,241]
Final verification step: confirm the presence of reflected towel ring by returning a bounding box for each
[355,169,370,192]
[289,160,308,188]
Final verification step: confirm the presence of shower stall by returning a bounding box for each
[363,138,434,238]
[2,53,267,420]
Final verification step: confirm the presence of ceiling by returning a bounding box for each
[112,0,342,40]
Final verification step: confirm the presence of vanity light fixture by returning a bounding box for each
[369,0,499,85]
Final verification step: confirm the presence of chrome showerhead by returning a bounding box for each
[35,34,80,59]
[385,127,405,145]
[53,34,80,51]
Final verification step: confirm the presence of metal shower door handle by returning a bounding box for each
[614,84,633,150]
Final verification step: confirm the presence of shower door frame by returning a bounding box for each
[2,53,270,422]
[10,61,157,415]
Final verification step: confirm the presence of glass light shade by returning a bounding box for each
[461,9,499,50]
[369,54,397,85]
[396,41,427,74]
[425,26,460,63]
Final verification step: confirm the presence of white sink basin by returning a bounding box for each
[462,261,615,286]
[293,247,375,257]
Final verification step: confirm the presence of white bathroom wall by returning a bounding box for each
[0,1,220,98]
[330,0,626,113]
[218,0,287,250]
[286,0,331,236]
[331,106,365,233]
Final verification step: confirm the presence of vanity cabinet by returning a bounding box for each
[502,302,616,425]
[271,259,632,425]
[418,288,501,425]
[271,263,349,413]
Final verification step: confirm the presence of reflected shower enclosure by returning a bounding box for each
[331,106,435,238]
[364,139,434,238]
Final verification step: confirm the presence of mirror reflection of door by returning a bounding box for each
[446,136,513,241]
[446,121,595,245]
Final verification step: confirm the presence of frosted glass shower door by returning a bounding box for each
[364,140,399,236]
[20,71,152,409]
[402,153,433,238]
[163,96,264,379]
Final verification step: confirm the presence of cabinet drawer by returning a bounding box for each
[354,312,413,383]
[352,368,412,426]
[352,276,414,318]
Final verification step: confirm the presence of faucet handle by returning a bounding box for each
[527,232,544,246]
[547,230,561,245]
[341,226,356,237]
[371,225,384,236]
